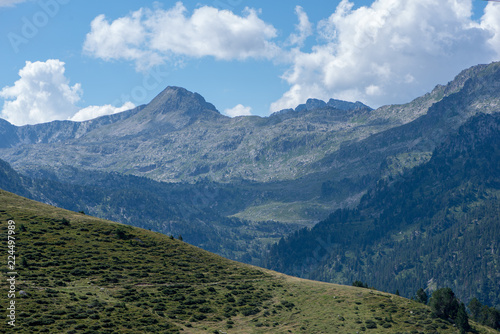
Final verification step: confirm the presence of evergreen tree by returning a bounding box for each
[352,280,368,288]
[456,302,470,333]
[482,306,500,330]
[429,288,459,320]
[415,288,428,304]
[468,297,500,330]
[468,297,482,321]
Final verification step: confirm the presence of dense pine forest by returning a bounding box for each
[0,160,299,262]
[266,112,500,308]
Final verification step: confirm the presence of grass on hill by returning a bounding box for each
[0,189,497,333]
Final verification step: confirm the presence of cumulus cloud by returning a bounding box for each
[224,104,253,117]
[271,0,500,111]
[0,59,82,125]
[83,10,156,67]
[70,101,136,122]
[0,0,28,7]
[83,2,279,70]
[0,60,134,125]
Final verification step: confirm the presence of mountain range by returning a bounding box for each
[0,86,373,184]
[1,63,500,226]
[1,61,500,311]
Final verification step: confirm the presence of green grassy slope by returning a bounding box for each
[0,190,497,333]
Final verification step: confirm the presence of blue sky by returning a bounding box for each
[0,0,499,125]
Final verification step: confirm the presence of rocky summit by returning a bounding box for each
[2,63,499,185]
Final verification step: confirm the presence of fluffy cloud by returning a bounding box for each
[271,0,500,111]
[0,59,82,125]
[0,59,134,125]
[70,102,136,122]
[83,2,279,70]
[0,0,28,7]
[224,104,253,117]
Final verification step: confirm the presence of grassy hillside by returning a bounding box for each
[0,190,497,333]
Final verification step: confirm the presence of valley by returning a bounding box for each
[0,61,499,324]
[0,190,498,333]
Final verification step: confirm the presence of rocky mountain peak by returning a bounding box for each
[295,98,327,112]
[327,98,372,111]
[88,86,223,137]
[146,86,219,117]
[294,98,372,113]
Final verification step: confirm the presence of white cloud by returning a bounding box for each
[0,59,135,125]
[481,2,500,56]
[83,10,162,70]
[224,104,253,117]
[70,101,135,122]
[0,59,82,125]
[271,0,500,112]
[0,0,28,7]
[287,6,313,47]
[83,2,279,70]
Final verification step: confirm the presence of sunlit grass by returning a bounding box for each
[0,189,497,333]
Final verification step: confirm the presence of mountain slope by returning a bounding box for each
[314,62,500,184]
[1,106,145,148]
[266,112,500,308]
[0,158,31,198]
[0,190,498,333]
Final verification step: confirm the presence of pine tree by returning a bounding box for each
[415,288,428,304]
[468,297,482,321]
[429,287,459,320]
[456,302,470,333]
